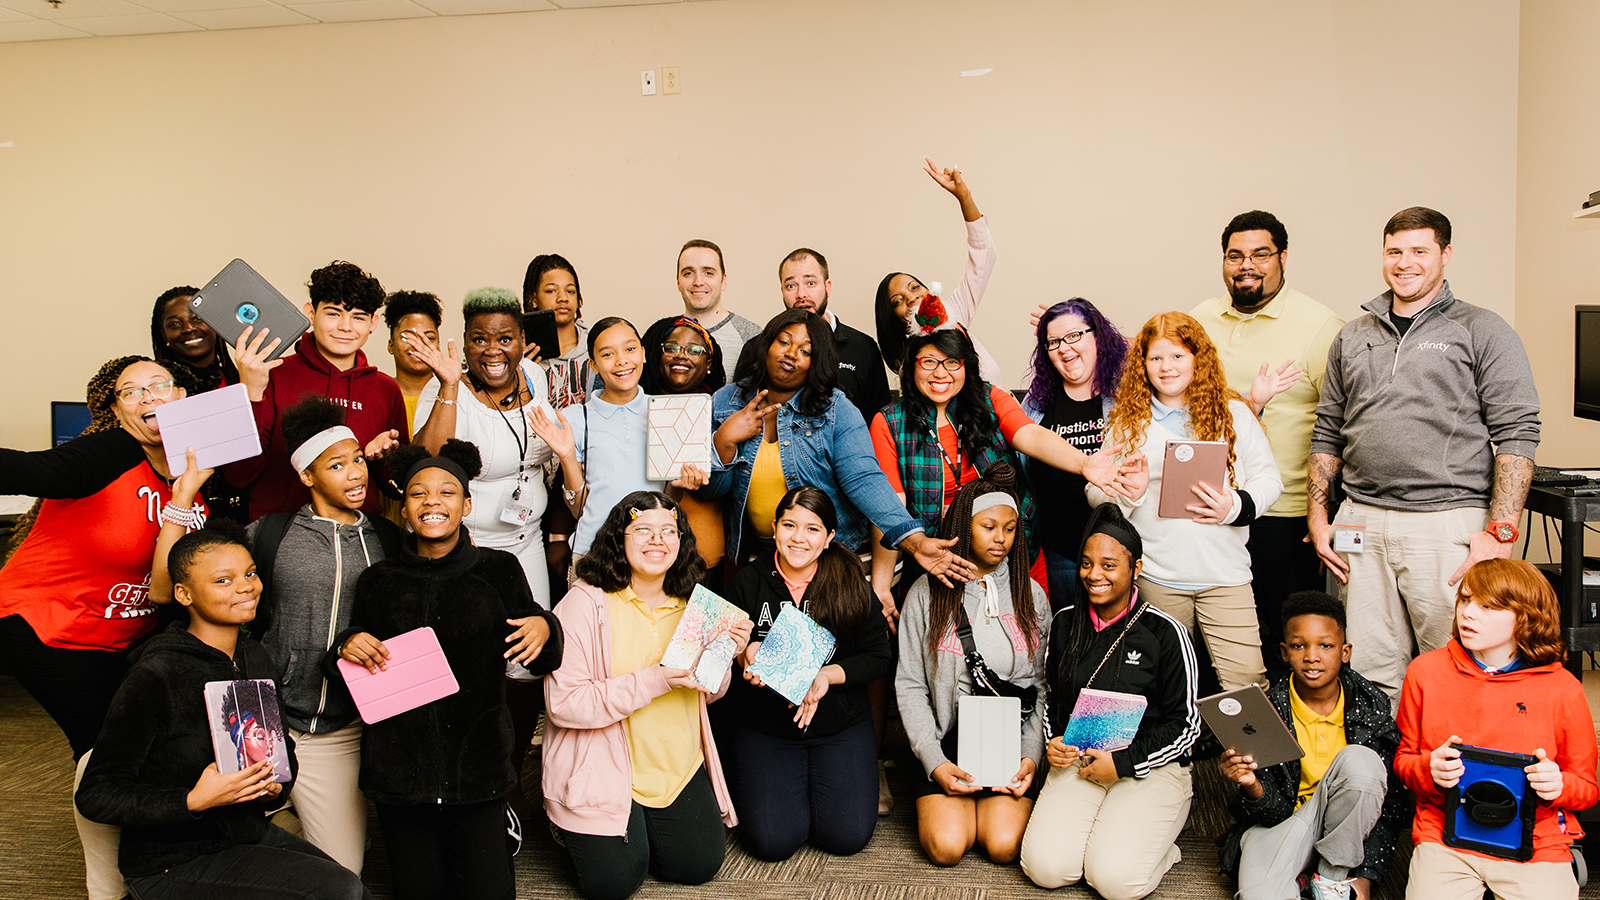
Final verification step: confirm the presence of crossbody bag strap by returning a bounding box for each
[1083,601,1146,690]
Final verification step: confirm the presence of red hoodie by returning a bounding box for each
[224,331,408,519]
[1396,640,1598,864]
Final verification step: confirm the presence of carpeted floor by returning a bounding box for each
[1,673,1593,900]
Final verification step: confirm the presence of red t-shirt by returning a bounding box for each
[0,464,204,651]
[871,385,1033,506]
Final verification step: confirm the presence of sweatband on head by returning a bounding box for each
[289,426,357,473]
[1087,521,1143,562]
[971,492,1018,517]
[403,456,472,496]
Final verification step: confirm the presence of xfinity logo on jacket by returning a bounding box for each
[1415,341,1450,352]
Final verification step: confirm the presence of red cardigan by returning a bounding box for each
[1396,640,1598,864]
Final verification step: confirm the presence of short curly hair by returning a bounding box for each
[282,396,349,461]
[383,290,443,332]
[462,286,521,325]
[307,261,385,313]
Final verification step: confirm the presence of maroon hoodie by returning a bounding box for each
[224,331,408,519]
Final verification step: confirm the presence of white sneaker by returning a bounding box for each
[1309,874,1352,900]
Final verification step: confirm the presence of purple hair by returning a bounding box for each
[1024,298,1129,411]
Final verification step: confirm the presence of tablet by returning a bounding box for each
[958,694,1022,788]
[155,383,262,476]
[337,626,459,724]
[1198,685,1304,769]
[521,310,560,362]
[1444,743,1537,861]
[1158,440,1228,518]
[190,259,309,362]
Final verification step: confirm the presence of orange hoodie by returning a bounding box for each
[1396,640,1597,863]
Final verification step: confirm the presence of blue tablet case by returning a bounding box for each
[1443,743,1537,861]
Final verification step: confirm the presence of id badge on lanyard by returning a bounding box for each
[500,466,536,525]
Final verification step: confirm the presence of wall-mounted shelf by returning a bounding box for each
[1577,205,1600,219]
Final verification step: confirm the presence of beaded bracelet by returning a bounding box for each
[159,502,208,531]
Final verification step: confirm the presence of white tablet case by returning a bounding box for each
[647,394,712,482]
[957,694,1023,788]
[155,383,263,477]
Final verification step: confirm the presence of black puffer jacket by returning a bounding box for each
[327,529,562,806]
[75,625,293,877]
[1237,667,1409,884]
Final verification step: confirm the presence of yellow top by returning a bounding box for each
[1289,679,1346,808]
[1190,288,1344,517]
[402,392,420,435]
[745,438,787,538]
[607,587,703,808]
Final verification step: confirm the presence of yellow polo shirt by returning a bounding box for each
[1289,679,1346,808]
[1191,287,1344,517]
[746,439,787,537]
[607,587,703,808]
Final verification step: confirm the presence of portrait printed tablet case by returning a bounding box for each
[203,679,292,783]
[1157,440,1229,518]
[747,604,837,705]
[190,259,310,361]
[155,383,263,477]
[1444,744,1538,861]
[1198,685,1305,770]
[336,626,460,724]
[958,694,1022,788]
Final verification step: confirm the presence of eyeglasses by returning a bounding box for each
[914,356,965,373]
[115,380,176,404]
[661,342,709,359]
[1224,249,1280,266]
[626,526,681,544]
[1045,328,1094,351]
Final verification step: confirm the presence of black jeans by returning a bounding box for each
[1246,515,1325,683]
[556,766,725,900]
[722,720,878,861]
[0,614,127,760]
[125,824,369,900]
[374,799,515,900]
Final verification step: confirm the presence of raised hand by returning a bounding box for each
[363,429,402,461]
[233,325,284,402]
[716,390,781,447]
[401,331,462,387]
[923,156,980,221]
[527,406,577,461]
[172,446,215,505]
[1247,358,1305,414]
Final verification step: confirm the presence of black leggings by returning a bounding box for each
[0,614,127,760]
[556,766,726,900]
[374,799,515,900]
[125,825,369,900]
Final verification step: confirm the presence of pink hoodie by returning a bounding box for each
[542,581,737,836]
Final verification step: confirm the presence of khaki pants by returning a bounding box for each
[286,722,367,874]
[1136,578,1265,690]
[1406,841,1577,900]
[73,750,127,900]
[1019,760,1192,900]
[1335,502,1482,705]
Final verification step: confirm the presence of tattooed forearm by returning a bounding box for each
[1307,452,1344,523]
[1487,454,1534,524]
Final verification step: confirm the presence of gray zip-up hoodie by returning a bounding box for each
[895,561,1051,781]
[1310,281,1539,511]
[248,507,388,733]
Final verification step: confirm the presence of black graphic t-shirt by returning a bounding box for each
[1034,391,1105,557]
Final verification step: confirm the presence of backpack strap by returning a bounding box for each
[247,512,295,637]
[368,514,405,560]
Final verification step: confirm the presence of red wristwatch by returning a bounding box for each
[1486,521,1519,543]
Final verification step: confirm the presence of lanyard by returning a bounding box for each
[929,423,962,483]
[492,372,530,466]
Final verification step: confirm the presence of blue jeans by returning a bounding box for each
[723,720,878,861]
[125,825,368,900]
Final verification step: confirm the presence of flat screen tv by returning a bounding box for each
[51,401,92,447]
[1577,306,1600,422]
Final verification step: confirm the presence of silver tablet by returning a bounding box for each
[190,259,309,362]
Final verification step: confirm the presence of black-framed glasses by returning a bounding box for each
[1045,328,1094,351]
[1224,249,1280,266]
[661,341,709,359]
[914,356,966,373]
[115,380,176,404]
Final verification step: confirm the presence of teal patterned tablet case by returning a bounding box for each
[747,604,836,705]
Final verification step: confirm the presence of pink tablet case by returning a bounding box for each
[337,626,459,724]
[1157,440,1229,518]
[155,383,263,477]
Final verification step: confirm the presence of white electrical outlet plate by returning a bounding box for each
[641,70,657,96]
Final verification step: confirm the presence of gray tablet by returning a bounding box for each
[1198,685,1304,770]
[190,259,309,361]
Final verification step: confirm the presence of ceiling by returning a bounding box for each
[0,0,698,42]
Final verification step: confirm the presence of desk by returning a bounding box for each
[1525,484,1600,677]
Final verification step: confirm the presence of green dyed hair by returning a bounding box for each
[461,286,520,321]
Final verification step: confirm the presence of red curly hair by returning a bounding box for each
[1455,558,1565,666]
[1105,312,1243,486]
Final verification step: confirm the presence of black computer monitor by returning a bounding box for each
[51,401,92,447]
[1576,306,1600,422]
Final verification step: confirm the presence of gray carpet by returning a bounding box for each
[1,674,1591,900]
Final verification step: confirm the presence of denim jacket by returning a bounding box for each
[704,383,923,560]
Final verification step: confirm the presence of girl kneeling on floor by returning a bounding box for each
[1018,503,1201,899]
[895,462,1051,866]
[543,491,753,900]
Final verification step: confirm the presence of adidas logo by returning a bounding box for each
[1125,650,1142,666]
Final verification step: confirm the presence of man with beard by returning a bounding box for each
[778,247,891,420]
[1190,211,1343,682]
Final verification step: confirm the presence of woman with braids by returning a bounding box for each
[721,487,891,861]
[1021,298,1131,607]
[543,491,752,900]
[1018,504,1201,898]
[641,314,727,576]
[1090,311,1282,691]
[894,464,1050,867]
[332,439,561,900]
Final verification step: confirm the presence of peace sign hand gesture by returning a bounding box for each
[714,390,783,463]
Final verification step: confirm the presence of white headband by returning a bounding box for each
[290,426,357,473]
[971,491,1018,517]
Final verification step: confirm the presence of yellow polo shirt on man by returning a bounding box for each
[608,587,703,807]
[1289,679,1347,808]
[1192,287,1343,517]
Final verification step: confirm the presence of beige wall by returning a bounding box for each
[0,0,1521,448]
